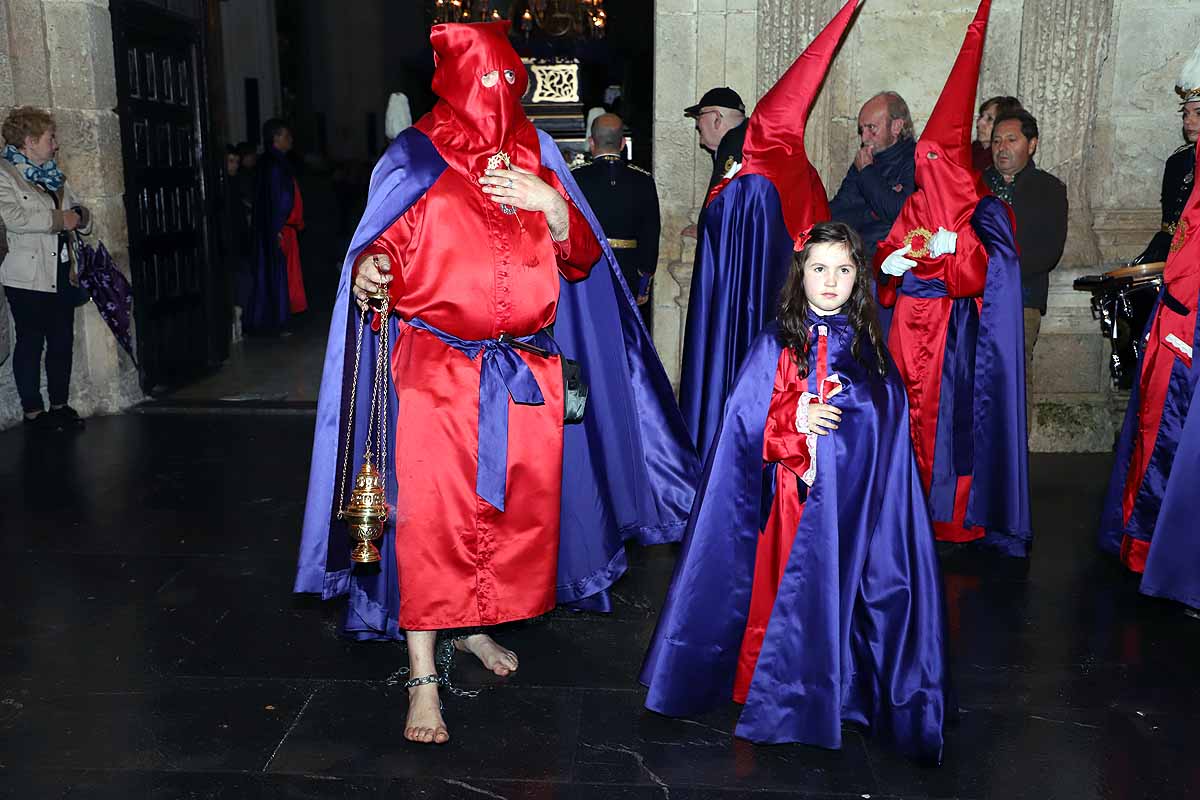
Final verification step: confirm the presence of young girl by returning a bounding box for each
[640,222,949,763]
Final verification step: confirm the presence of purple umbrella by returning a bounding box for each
[75,238,138,367]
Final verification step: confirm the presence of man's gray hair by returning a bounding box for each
[872,90,914,140]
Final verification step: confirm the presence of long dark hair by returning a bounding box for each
[777,221,889,379]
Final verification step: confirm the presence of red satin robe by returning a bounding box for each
[358,159,600,631]
[878,225,989,543]
[734,331,842,702]
[1118,227,1200,571]
[283,178,306,314]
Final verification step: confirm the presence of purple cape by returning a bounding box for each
[292,127,699,635]
[641,320,949,763]
[1100,289,1200,608]
[931,196,1032,552]
[679,175,795,460]
[245,147,294,332]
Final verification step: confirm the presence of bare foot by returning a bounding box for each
[454,633,519,676]
[405,683,449,744]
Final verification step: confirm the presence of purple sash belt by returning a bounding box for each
[900,274,978,520]
[406,316,559,512]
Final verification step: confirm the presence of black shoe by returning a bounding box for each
[23,411,60,433]
[49,405,85,430]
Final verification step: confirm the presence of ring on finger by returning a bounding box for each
[506,178,514,189]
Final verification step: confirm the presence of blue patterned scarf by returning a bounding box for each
[3,144,65,192]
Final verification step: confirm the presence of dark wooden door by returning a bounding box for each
[111,0,226,393]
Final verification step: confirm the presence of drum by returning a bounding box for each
[1101,261,1166,283]
[1073,262,1165,390]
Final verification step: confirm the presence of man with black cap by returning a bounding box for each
[685,87,748,201]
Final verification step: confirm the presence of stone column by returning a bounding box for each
[756,0,840,184]
[654,0,758,389]
[0,6,14,373]
[0,0,142,428]
[1090,0,1200,262]
[1013,0,1120,450]
[1016,0,1113,269]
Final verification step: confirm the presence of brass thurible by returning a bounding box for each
[337,284,394,564]
[339,460,388,563]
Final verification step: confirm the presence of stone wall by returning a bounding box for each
[0,0,143,429]
[653,0,1199,451]
[652,0,759,378]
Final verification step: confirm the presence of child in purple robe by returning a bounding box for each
[641,222,950,763]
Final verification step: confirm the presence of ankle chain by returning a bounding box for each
[402,674,443,689]
[386,637,480,698]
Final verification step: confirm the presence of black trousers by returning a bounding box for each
[4,286,75,413]
[616,260,653,331]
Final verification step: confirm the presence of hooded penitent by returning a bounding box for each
[877,0,990,287]
[678,0,856,460]
[422,21,533,171]
[294,22,700,635]
[1099,42,1200,607]
[875,0,1031,555]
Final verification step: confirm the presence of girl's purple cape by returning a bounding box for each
[1100,289,1200,609]
[641,320,948,763]
[292,127,700,635]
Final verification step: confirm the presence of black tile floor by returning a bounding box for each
[2,413,1198,799]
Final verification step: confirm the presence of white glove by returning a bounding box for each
[880,244,917,277]
[928,227,957,258]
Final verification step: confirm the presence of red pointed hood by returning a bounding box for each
[879,0,991,271]
[735,0,860,237]
[919,0,990,175]
[417,22,538,175]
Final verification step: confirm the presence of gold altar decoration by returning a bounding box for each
[337,282,394,564]
[528,62,580,103]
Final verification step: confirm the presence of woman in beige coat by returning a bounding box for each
[0,106,92,431]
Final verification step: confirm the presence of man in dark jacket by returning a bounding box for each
[684,87,748,202]
[572,113,661,327]
[829,91,918,262]
[984,109,1068,412]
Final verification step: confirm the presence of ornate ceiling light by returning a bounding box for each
[429,0,605,39]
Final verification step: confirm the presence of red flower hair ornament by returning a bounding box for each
[793,226,815,253]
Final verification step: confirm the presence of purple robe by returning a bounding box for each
[1100,287,1200,609]
[245,147,294,333]
[641,319,949,763]
[678,176,795,460]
